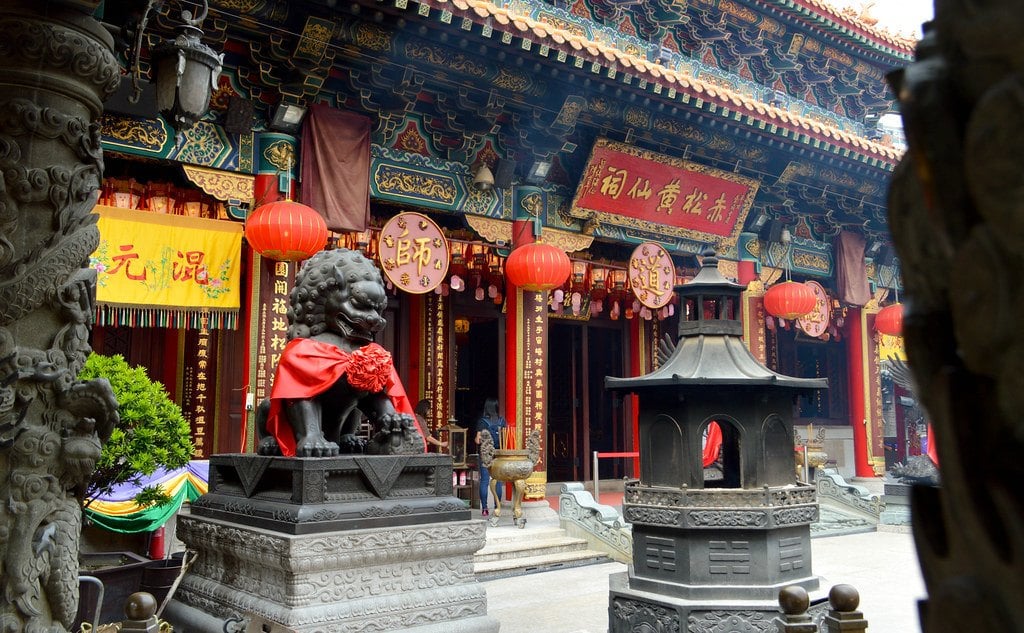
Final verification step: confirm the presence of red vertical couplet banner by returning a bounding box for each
[520,291,548,474]
[181,318,218,458]
[423,293,449,434]
[866,312,886,470]
[846,307,874,477]
[253,258,296,408]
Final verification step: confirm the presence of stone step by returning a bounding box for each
[474,525,610,580]
[474,548,611,580]
[477,526,567,547]
[475,535,593,563]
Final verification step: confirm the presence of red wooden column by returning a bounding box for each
[505,185,562,501]
[628,317,643,478]
[240,133,298,451]
[845,307,876,477]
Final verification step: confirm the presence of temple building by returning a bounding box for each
[84,0,914,503]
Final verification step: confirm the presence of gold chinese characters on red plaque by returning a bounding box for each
[378,212,450,294]
[797,280,831,338]
[629,242,674,309]
[570,138,759,246]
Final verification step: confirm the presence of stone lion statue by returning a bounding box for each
[256,249,424,456]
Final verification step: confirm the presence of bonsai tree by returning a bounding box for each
[77,353,194,509]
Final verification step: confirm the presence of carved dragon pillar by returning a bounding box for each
[0,2,120,631]
[888,1,1024,630]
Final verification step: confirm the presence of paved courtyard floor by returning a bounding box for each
[483,527,926,632]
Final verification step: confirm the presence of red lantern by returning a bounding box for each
[763,281,816,320]
[875,303,904,336]
[245,200,328,261]
[504,242,571,291]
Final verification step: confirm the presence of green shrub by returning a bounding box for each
[78,353,194,508]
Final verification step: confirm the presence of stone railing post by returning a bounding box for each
[822,584,868,633]
[120,593,160,633]
[776,585,818,633]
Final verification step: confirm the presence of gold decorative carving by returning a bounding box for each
[297,21,333,59]
[183,165,254,203]
[100,114,168,150]
[465,215,511,244]
[355,23,392,51]
[792,250,830,272]
[263,141,295,172]
[544,229,593,253]
[375,167,457,204]
[717,259,738,281]
[465,216,593,253]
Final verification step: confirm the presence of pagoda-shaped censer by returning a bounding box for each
[606,249,828,632]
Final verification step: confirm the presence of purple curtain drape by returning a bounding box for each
[300,105,372,232]
[835,230,871,306]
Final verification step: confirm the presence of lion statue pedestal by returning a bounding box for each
[165,250,497,633]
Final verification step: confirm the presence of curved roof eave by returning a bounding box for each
[419,0,903,169]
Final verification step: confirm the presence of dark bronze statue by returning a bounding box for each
[256,249,425,457]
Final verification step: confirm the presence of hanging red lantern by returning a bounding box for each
[763,281,816,320]
[875,303,904,336]
[245,200,328,261]
[504,241,571,291]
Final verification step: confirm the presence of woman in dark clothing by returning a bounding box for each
[474,397,506,516]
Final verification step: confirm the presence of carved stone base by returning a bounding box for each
[191,454,470,534]
[171,512,499,633]
[879,482,912,525]
[609,572,828,633]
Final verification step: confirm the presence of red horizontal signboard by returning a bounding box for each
[571,138,759,245]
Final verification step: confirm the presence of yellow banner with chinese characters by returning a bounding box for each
[90,205,243,329]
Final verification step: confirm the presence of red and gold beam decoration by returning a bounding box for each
[570,138,759,247]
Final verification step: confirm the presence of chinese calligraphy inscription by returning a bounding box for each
[378,212,450,294]
[629,242,674,310]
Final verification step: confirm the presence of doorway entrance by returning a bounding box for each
[453,311,501,435]
[547,320,626,483]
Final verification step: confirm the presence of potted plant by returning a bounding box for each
[78,353,194,508]
[76,353,194,626]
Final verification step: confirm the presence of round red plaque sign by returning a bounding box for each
[378,212,450,294]
[629,242,674,310]
[797,280,831,338]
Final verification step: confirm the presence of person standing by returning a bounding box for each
[475,397,506,516]
[415,399,449,452]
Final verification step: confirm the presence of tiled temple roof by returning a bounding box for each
[780,0,917,55]
[426,0,902,166]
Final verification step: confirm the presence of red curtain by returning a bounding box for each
[835,230,871,306]
[703,421,722,467]
[300,105,372,232]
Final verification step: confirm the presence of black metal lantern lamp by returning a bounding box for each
[130,0,223,145]
[605,248,830,632]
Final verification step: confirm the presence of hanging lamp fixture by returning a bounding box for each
[504,241,570,291]
[762,227,816,321]
[245,199,328,261]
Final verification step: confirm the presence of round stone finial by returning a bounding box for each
[829,584,860,611]
[124,592,158,620]
[778,585,810,615]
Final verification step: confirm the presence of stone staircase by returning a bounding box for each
[474,524,610,580]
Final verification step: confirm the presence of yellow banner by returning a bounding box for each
[878,333,906,361]
[90,206,243,324]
